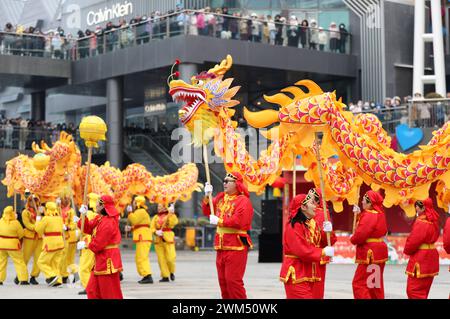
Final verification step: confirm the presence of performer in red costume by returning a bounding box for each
[308,188,337,299]
[279,193,335,299]
[77,195,123,299]
[202,172,253,299]
[351,190,388,299]
[404,199,440,299]
[444,205,450,299]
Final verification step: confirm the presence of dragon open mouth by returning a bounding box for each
[169,87,207,124]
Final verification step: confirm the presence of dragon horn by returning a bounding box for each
[40,140,51,151]
[208,55,233,77]
[32,142,44,154]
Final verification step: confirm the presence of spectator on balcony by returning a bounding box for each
[77,30,88,58]
[84,29,97,57]
[287,15,299,47]
[238,14,248,41]
[175,7,187,36]
[215,8,225,38]
[119,19,134,48]
[262,18,270,44]
[94,27,104,54]
[250,13,261,43]
[188,10,198,36]
[34,29,46,58]
[329,22,340,52]
[318,27,327,51]
[3,23,16,55]
[267,15,276,45]
[274,15,284,46]
[51,32,64,59]
[222,7,230,32]
[338,23,348,53]
[19,118,28,151]
[229,13,240,40]
[5,120,13,148]
[383,98,393,121]
[350,101,362,114]
[23,27,34,56]
[204,7,214,37]
[299,19,309,49]
[309,19,319,50]
[105,21,119,51]
[197,9,207,36]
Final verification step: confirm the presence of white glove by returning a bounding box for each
[76,241,86,250]
[323,246,335,257]
[73,215,80,223]
[38,206,45,214]
[63,225,68,231]
[75,230,80,238]
[156,230,164,237]
[204,182,213,196]
[36,216,42,222]
[323,221,333,232]
[15,213,18,220]
[79,205,88,216]
[126,205,133,213]
[56,198,61,205]
[168,204,175,214]
[353,205,361,214]
[124,225,132,232]
[209,214,220,225]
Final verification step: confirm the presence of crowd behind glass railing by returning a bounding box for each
[0,7,351,61]
[0,118,105,154]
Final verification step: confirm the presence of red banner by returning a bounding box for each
[333,234,450,265]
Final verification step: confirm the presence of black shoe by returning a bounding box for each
[46,276,58,287]
[19,281,29,285]
[138,275,154,284]
[119,272,123,281]
[62,277,68,284]
[53,282,62,287]
[78,289,87,295]
[14,277,19,285]
[0,282,3,285]
[170,273,175,281]
[30,277,39,285]
[72,273,80,283]
[159,277,170,282]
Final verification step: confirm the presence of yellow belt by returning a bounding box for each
[366,238,383,243]
[105,244,119,250]
[418,243,435,250]
[216,227,247,235]
[284,255,299,259]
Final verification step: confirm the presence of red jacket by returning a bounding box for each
[313,207,337,265]
[351,209,388,264]
[404,215,440,278]
[79,214,123,275]
[444,217,450,255]
[280,219,326,284]
[202,193,253,251]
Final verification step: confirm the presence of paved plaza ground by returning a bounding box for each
[1,249,449,299]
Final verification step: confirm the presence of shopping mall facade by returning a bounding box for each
[0,0,440,228]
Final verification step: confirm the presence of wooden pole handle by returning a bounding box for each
[314,133,331,247]
[292,152,297,197]
[81,147,93,236]
[203,144,215,216]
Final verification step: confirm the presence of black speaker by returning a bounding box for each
[261,199,283,235]
[35,19,44,31]
[258,233,282,263]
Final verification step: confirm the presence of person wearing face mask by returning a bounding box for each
[403,199,440,299]
[77,195,123,299]
[125,195,154,284]
[151,203,178,283]
[0,206,29,285]
[351,191,388,299]
[280,193,334,299]
[202,172,253,299]
[308,188,337,299]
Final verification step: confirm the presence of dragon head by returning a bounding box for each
[169,55,240,145]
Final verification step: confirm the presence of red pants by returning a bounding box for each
[86,272,123,299]
[352,263,385,299]
[407,276,434,299]
[216,249,248,299]
[285,281,315,299]
[312,264,327,299]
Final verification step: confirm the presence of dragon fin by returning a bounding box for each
[243,107,279,128]
[295,80,324,95]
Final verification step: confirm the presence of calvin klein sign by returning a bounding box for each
[87,1,133,26]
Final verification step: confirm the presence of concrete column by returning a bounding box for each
[176,63,198,219]
[31,91,46,121]
[106,77,124,169]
